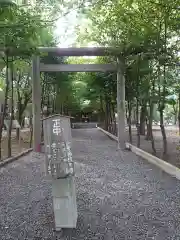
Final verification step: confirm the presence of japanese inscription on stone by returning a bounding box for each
[43,116,74,179]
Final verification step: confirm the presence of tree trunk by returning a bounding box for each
[159,109,167,155]
[146,122,151,140]
[158,15,167,156]
[148,102,156,154]
[132,107,136,124]
[16,128,20,140]
[0,56,10,160]
[145,110,152,141]
[104,96,109,131]
[136,98,140,147]
[106,99,110,132]
[125,105,128,124]
[99,95,104,125]
[16,114,22,140]
[140,103,147,135]
[135,57,140,147]
[173,103,178,125]
[158,65,167,156]
[29,116,33,148]
[7,62,14,158]
[174,112,177,125]
[128,100,132,143]
[108,100,113,133]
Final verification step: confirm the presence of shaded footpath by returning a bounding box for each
[0,129,179,239]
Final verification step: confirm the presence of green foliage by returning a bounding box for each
[72,0,180,122]
[0,4,46,55]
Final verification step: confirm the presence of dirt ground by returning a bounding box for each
[1,129,31,160]
[127,125,180,168]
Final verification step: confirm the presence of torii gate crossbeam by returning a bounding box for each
[32,47,126,151]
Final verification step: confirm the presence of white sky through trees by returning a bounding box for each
[55,10,78,47]
[54,9,97,48]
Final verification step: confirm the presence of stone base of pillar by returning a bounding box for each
[52,177,77,229]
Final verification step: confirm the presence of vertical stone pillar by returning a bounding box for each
[117,57,126,149]
[32,56,41,152]
[43,115,77,230]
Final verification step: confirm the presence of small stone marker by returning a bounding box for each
[43,114,77,230]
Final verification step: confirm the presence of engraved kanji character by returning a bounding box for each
[52,119,62,135]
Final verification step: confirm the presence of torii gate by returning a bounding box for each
[32,47,125,151]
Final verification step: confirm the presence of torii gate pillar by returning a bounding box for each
[32,56,41,152]
[117,57,126,149]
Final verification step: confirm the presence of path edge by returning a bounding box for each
[0,148,33,168]
[97,126,180,181]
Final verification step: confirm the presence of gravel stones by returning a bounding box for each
[0,128,179,239]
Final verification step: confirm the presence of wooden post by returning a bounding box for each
[32,56,41,152]
[117,57,126,149]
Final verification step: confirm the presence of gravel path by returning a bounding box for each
[0,129,180,240]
